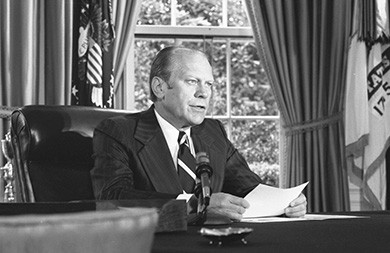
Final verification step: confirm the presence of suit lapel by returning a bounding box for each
[135,107,182,194]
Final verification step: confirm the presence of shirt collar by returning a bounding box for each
[154,109,192,141]
[154,109,194,166]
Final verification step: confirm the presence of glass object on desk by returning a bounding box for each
[1,132,15,202]
[199,227,253,246]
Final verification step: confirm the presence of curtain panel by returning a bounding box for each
[0,0,73,107]
[112,0,141,91]
[246,0,354,212]
[0,0,73,167]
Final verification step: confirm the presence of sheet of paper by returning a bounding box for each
[243,182,309,218]
[241,214,367,223]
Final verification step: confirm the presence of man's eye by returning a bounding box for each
[186,79,198,85]
[206,81,214,87]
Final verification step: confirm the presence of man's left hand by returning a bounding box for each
[284,193,307,217]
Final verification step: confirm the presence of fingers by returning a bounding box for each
[228,195,250,209]
[207,192,308,219]
[285,193,307,218]
[208,193,249,220]
[220,208,245,221]
[291,193,306,206]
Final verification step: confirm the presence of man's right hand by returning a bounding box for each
[207,192,250,221]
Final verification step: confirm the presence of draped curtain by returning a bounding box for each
[112,0,141,92]
[246,0,354,212]
[0,0,73,166]
[0,0,73,107]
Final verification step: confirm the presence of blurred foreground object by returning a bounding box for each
[0,207,158,253]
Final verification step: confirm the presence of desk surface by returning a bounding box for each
[152,211,390,253]
[0,202,388,253]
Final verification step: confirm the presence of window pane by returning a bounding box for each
[209,41,227,116]
[138,0,171,25]
[230,42,277,116]
[223,119,280,186]
[231,120,279,164]
[177,0,222,26]
[228,0,250,27]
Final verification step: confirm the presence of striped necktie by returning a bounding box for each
[177,131,196,193]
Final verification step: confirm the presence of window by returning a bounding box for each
[125,0,280,186]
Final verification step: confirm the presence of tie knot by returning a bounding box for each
[178,131,187,145]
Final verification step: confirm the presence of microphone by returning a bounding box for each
[195,152,213,206]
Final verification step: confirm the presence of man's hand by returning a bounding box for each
[207,192,249,221]
[284,193,307,217]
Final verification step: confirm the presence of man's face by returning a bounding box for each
[157,52,214,129]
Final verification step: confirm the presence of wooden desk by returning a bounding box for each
[152,211,390,253]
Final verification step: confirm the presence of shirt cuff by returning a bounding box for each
[176,193,193,202]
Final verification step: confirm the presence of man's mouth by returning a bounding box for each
[191,105,206,111]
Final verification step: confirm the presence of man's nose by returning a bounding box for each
[195,82,211,98]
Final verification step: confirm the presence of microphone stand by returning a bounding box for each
[187,182,210,226]
[187,152,213,226]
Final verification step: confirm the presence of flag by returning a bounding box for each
[362,43,390,209]
[345,35,369,190]
[346,0,390,210]
[72,0,115,108]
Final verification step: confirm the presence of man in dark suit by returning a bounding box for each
[91,46,306,220]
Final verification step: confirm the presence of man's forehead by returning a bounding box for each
[173,54,213,77]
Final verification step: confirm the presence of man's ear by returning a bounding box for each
[151,77,166,100]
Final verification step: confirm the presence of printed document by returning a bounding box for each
[243,182,309,218]
[241,214,366,223]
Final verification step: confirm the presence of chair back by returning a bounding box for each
[10,105,129,202]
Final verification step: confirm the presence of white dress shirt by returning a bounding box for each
[154,109,194,201]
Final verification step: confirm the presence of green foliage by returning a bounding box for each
[177,0,222,26]
[249,162,280,187]
[227,0,250,27]
[230,120,279,165]
[230,42,278,116]
[137,0,171,25]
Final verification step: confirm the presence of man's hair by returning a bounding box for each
[149,46,210,102]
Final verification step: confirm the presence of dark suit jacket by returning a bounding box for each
[91,106,261,200]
